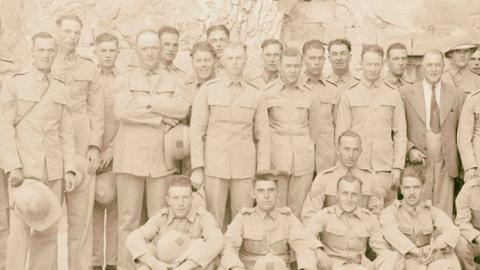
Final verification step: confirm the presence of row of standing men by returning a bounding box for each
[2,14,480,270]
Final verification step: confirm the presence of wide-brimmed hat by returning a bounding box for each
[164,124,190,170]
[156,230,194,265]
[253,254,288,270]
[95,171,116,205]
[444,41,479,58]
[73,154,91,192]
[13,179,62,231]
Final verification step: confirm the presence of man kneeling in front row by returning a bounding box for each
[126,175,224,270]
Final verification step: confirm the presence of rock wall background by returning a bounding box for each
[1,0,479,79]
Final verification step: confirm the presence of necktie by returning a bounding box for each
[430,84,440,133]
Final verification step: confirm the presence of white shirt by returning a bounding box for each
[422,80,441,130]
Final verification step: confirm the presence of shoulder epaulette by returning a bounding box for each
[12,70,28,77]
[468,88,480,97]
[240,207,255,214]
[277,207,292,214]
[204,77,222,86]
[159,208,170,215]
[78,55,94,63]
[319,166,337,175]
[263,80,278,91]
[52,76,66,85]
[245,80,259,90]
[301,83,313,91]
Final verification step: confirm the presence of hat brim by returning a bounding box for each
[164,124,190,170]
[95,171,116,205]
[14,179,62,232]
[73,155,91,192]
[445,44,478,57]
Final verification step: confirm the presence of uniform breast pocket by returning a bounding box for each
[208,96,230,121]
[269,238,289,255]
[267,99,288,122]
[378,102,395,123]
[294,99,310,123]
[322,224,347,249]
[47,95,68,121]
[233,100,257,124]
[350,101,370,124]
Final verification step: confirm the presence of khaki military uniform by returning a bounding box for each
[443,66,480,95]
[301,164,385,222]
[51,52,104,270]
[263,79,315,217]
[190,76,270,227]
[380,200,461,270]
[0,56,17,270]
[336,79,407,205]
[326,71,360,100]
[113,64,190,270]
[458,89,480,173]
[299,72,338,173]
[127,206,223,269]
[221,207,317,270]
[454,179,480,270]
[383,72,413,91]
[305,205,398,270]
[250,71,278,90]
[92,68,120,268]
[0,68,75,270]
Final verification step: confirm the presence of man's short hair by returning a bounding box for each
[222,41,247,54]
[261,39,283,51]
[282,47,302,59]
[158,25,180,41]
[401,165,425,185]
[302,39,326,55]
[206,24,230,38]
[167,175,193,191]
[386,42,407,58]
[253,170,287,187]
[328,39,352,53]
[361,44,384,59]
[95,33,119,47]
[135,29,159,43]
[32,32,55,45]
[423,49,445,62]
[337,130,362,146]
[55,14,83,28]
[336,175,363,191]
[190,41,217,58]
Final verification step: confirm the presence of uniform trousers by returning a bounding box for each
[455,235,480,270]
[401,252,460,270]
[93,200,118,267]
[6,178,62,270]
[376,172,395,207]
[277,173,314,218]
[328,251,399,270]
[423,131,454,217]
[204,176,253,230]
[116,173,170,270]
[66,173,96,270]
[0,171,8,270]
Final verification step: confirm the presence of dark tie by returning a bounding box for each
[430,84,441,133]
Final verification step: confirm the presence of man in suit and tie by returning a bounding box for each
[400,49,464,217]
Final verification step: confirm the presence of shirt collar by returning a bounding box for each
[300,71,326,86]
[422,79,441,91]
[256,207,279,221]
[139,65,162,76]
[261,70,279,83]
[361,78,382,89]
[449,64,467,77]
[384,72,407,86]
[330,71,351,84]
[278,79,303,92]
[166,206,197,225]
[57,50,77,62]
[98,66,118,77]
[400,200,429,215]
[223,75,244,88]
[333,204,362,219]
[31,66,50,82]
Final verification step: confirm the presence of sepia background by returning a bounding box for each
[1,0,479,268]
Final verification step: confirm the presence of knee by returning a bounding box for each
[455,236,473,258]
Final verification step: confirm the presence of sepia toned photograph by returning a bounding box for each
[0,0,480,269]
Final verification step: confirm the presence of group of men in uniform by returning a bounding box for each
[2,12,480,270]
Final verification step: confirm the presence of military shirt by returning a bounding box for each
[126,206,223,268]
[299,72,338,172]
[190,76,270,179]
[113,65,190,177]
[301,164,385,222]
[457,89,480,171]
[455,179,480,243]
[383,72,413,91]
[51,52,104,153]
[221,207,317,270]
[325,71,360,98]
[250,71,278,90]
[443,65,480,95]
[0,68,76,180]
[263,79,315,176]
[305,205,390,265]
[335,79,407,172]
[380,200,459,255]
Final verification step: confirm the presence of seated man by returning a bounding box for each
[302,130,384,222]
[380,166,461,270]
[220,171,317,270]
[454,176,480,270]
[126,175,223,270]
[305,175,398,270]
